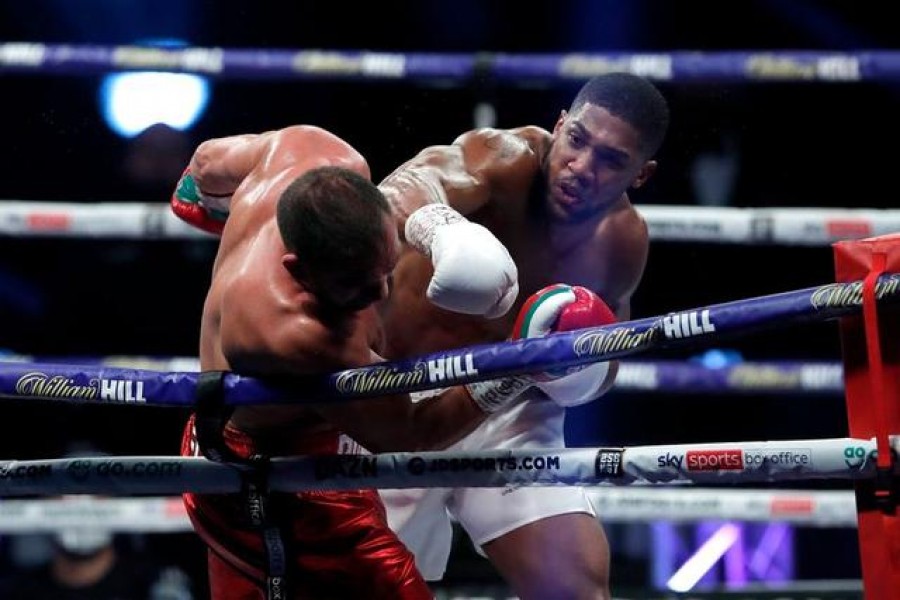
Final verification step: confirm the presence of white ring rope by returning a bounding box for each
[0,436,890,497]
[0,497,191,533]
[586,488,856,527]
[1,201,898,245]
[0,488,856,532]
[0,201,206,239]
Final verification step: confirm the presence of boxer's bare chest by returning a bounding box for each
[481,195,609,302]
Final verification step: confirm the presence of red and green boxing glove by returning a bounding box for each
[170,168,231,236]
[465,283,617,412]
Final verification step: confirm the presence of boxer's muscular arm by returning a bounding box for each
[170,132,273,233]
[191,125,370,197]
[173,126,369,235]
[189,132,274,197]
[311,351,487,454]
[317,380,487,454]
[379,126,544,238]
[253,316,487,453]
[376,127,543,318]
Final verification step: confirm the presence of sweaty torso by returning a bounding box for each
[199,127,378,436]
[381,128,639,358]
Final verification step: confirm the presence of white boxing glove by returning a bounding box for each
[405,204,518,318]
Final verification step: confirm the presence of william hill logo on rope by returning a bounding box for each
[15,372,147,403]
[661,309,715,340]
[810,275,900,309]
[335,354,478,395]
[424,354,478,382]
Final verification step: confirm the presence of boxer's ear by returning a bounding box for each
[282,253,304,279]
[631,160,657,189]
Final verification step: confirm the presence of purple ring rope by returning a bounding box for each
[1,44,897,83]
[615,360,844,395]
[1,356,846,395]
[0,275,896,406]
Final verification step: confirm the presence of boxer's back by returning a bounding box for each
[198,126,372,432]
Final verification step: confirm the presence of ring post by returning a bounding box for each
[834,233,900,598]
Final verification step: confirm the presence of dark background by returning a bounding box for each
[0,0,896,594]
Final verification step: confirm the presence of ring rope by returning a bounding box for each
[0,488,857,531]
[585,488,856,527]
[0,44,889,82]
[1,275,897,406]
[0,436,891,497]
[0,497,191,532]
[0,355,848,395]
[614,360,843,395]
[2,201,898,245]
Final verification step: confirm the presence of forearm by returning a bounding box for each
[379,164,450,240]
[316,389,486,454]
[379,143,491,238]
[189,133,273,196]
[406,387,486,451]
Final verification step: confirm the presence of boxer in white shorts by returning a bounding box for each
[376,72,669,598]
[345,282,620,583]
[380,388,595,582]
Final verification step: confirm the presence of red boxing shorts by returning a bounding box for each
[181,415,432,599]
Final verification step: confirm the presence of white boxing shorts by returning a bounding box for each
[366,390,597,581]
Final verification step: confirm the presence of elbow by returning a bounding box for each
[189,141,219,183]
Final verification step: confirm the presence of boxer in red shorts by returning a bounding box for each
[170,125,531,599]
[181,415,427,599]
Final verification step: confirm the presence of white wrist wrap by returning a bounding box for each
[465,376,532,413]
[198,191,233,215]
[404,204,465,257]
